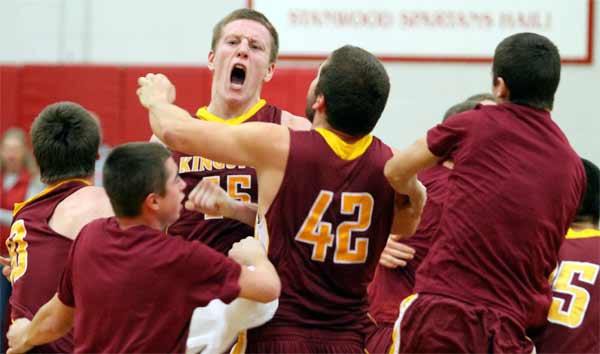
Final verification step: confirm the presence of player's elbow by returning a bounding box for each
[161,128,179,151]
[161,123,192,153]
[383,156,404,184]
[238,266,281,303]
[255,272,281,303]
[253,276,281,303]
[391,220,419,239]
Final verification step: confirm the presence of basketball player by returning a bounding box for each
[533,158,600,353]
[4,102,113,353]
[366,95,496,353]
[138,45,425,353]
[6,142,281,354]
[165,8,310,254]
[386,32,585,353]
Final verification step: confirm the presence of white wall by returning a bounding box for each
[1,0,598,162]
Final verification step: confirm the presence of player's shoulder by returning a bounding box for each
[281,110,311,131]
[55,186,113,232]
[63,186,110,211]
[369,136,394,157]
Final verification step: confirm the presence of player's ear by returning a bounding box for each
[207,51,215,71]
[493,76,509,101]
[264,62,275,83]
[313,94,325,112]
[145,193,160,212]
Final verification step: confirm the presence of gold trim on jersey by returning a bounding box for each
[566,228,600,240]
[315,128,373,161]
[195,99,267,125]
[230,330,247,354]
[12,178,91,216]
[389,294,418,354]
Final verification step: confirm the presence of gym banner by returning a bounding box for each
[250,0,594,63]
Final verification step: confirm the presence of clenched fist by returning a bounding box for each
[228,237,267,266]
[136,73,176,108]
[185,179,233,217]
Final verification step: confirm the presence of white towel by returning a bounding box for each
[187,215,277,354]
[186,297,278,354]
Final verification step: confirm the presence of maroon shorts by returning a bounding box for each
[241,325,365,354]
[391,294,534,354]
[365,322,393,354]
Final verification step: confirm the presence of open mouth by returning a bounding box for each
[230,64,246,86]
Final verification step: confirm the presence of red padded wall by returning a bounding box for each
[19,65,122,145]
[120,66,212,143]
[0,66,21,133]
[0,65,315,145]
[262,67,316,117]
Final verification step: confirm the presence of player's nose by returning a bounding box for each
[236,40,249,58]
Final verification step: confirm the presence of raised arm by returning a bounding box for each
[385,138,439,194]
[137,73,289,171]
[386,139,439,237]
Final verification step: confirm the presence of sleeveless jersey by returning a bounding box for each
[533,228,600,353]
[168,100,282,254]
[257,128,395,333]
[6,179,90,353]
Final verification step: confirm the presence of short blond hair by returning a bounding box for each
[211,8,279,63]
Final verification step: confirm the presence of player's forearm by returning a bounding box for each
[147,102,259,167]
[385,137,438,193]
[148,102,193,152]
[225,201,258,226]
[238,259,281,303]
[20,297,73,350]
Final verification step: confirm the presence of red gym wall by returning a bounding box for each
[0,65,316,145]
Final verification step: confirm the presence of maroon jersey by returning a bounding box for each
[416,103,586,328]
[6,179,90,353]
[168,100,282,254]
[534,228,600,353]
[255,129,395,334]
[58,217,242,353]
[367,163,450,325]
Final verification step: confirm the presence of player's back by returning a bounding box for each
[168,101,281,253]
[6,179,90,353]
[417,103,586,328]
[64,217,241,353]
[533,228,600,353]
[254,128,395,337]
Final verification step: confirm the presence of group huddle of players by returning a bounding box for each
[1,8,598,354]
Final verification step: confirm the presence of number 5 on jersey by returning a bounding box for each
[202,175,251,220]
[548,260,600,328]
[295,191,373,264]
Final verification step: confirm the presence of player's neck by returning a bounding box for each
[115,214,162,232]
[48,175,94,188]
[312,115,364,143]
[570,221,598,231]
[207,95,261,119]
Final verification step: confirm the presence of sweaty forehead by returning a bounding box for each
[221,19,271,43]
